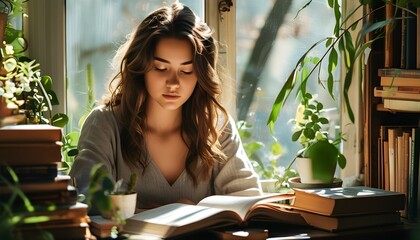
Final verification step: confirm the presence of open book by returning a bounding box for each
[122,194,306,238]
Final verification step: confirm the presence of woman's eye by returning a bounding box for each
[154,67,166,72]
[181,70,193,75]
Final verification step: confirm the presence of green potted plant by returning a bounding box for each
[87,163,138,223]
[287,92,346,184]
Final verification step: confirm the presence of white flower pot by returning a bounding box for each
[295,157,335,184]
[259,179,277,193]
[102,192,137,219]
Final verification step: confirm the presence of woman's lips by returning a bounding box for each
[163,94,180,100]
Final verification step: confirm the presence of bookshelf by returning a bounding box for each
[363,2,420,221]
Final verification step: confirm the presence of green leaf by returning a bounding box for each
[316,102,324,111]
[270,142,283,156]
[303,128,315,139]
[40,76,53,91]
[46,90,59,105]
[65,131,80,147]
[52,113,69,127]
[319,117,329,124]
[292,130,302,142]
[67,148,78,157]
[245,141,264,155]
[337,153,347,169]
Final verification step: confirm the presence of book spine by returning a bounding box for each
[405,4,417,69]
[400,8,407,69]
[408,127,419,220]
[380,76,420,87]
[417,8,420,69]
[384,2,394,68]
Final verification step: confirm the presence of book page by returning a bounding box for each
[124,203,241,238]
[197,194,293,220]
[128,203,239,226]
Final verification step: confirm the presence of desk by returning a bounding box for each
[116,220,420,240]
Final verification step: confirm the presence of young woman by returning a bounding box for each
[69,2,262,210]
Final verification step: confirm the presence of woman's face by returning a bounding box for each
[145,37,198,111]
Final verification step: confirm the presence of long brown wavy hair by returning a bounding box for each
[104,2,228,185]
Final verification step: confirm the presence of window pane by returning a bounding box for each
[65,0,203,131]
[236,0,341,170]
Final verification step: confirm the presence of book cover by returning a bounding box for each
[291,186,405,216]
[122,194,306,239]
[0,142,63,166]
[300,211,401,232]
[0,124,63,143]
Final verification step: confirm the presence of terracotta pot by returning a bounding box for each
[295,157,336,184]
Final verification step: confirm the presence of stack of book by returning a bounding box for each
[375,68,420,112]
[377,125,420,220]
[0,124,91,239]
[290,186,406,232]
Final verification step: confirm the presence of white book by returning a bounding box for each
[384,99,420,112]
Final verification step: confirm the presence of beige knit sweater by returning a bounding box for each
[69,106,262,210]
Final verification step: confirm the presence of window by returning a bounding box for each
[27,0,360,179]
[235,0,342,170]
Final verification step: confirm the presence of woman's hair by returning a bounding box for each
[104,2,228,185]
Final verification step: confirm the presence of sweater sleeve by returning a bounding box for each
[213,115,262,196]
[69,106,121,199]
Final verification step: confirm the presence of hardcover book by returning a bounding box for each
[0,124,62,143]
[383,99,420,112]
[0,174,70,194]
[380,76,420,87]
[291,186,405,216]
[0,142,63,166]
[0,164,58,183]
[300,211,401,232]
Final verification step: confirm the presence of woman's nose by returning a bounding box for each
[166,71,180,88]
